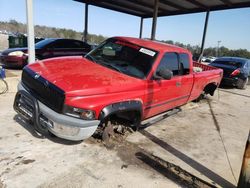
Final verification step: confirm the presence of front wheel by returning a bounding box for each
[237,77,248,89]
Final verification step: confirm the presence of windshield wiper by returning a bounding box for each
[101,62,123,73]
[86,54,122,73]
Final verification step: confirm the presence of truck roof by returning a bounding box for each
[114,36,189,54]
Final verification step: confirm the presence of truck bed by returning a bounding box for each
[188,62,223,101]
[193,62,219,72]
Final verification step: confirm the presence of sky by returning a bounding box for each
[0,0,250,50]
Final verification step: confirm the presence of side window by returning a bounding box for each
[63,40,80,48]
[179,53,190,75]
[52,40,83,49]
[157,52,179,76]
[51,40,66,49]
[82,42,91,49]
[246,61,249,68]
[69,41,84,48]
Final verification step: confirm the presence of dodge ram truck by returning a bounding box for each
[14,37,223,141]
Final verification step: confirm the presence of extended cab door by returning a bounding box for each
[144,52,193,119]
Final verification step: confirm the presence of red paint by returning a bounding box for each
[27,37,223,120]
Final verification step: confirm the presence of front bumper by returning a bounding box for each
[14,82,100,141]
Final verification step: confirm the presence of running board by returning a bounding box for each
[140,108,181,129]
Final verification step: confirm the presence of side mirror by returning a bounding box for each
[154,68,173,80]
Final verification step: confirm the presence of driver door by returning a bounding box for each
[144,52,193,119]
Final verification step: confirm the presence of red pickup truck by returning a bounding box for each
[14,37,223,141]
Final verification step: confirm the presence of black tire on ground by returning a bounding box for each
[237,77,248,89]
[194,91,206,102]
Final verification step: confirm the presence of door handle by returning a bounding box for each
[176,82,181,87]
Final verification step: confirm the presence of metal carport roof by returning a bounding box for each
[25,0,250,64]
[74,0,250,18]
[72,0,250,62]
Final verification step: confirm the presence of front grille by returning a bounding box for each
[22,67,65,113]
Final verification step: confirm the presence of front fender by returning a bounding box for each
[99,100,143,121]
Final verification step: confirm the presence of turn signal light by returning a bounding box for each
[231,69,240,76]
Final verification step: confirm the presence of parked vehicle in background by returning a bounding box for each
[13,37,223,141]
[210,57,250,89]
[201,56,217,63]
[0,38,92,68]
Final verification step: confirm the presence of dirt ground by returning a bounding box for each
[0,71,249,188]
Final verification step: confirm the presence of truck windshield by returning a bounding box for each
[85,38,158,79]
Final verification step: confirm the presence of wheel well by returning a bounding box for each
[99,101,142,127]
[203,83,218,96]
[106,110,141,126]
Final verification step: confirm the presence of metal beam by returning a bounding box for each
[160,0,187,10]
[151,0,159,40]
[184,0,207,9]
[200,11,210,57]
[131,0,168,14]
[101,2,146,16]
[139,17,143,38]
[104,0,152,15]
[76,0,143,17]
[26,0,35,64]
[219,0,232,6]
[83,3,88,42]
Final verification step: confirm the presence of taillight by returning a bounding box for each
[231,69,240,76]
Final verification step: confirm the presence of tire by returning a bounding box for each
[237,77,248,89]
[193,91,206,102]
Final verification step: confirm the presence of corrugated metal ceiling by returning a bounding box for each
[74,0,250,17]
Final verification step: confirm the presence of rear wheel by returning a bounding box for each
[194,91,206,102]
[237,77,248,89]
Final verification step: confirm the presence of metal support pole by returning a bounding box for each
[84,3,89,42]
[26,0,35,64]
[139,17,144,38]
[217,40,221,57]
[151,0,159,40]
[200,11,210,57]
[238,131,250,188]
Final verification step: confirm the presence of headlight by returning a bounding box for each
[64,105,95,120]
[8,51,25,57]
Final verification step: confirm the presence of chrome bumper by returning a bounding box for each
[14,82,100,141]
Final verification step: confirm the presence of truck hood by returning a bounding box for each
[27,56,145,97]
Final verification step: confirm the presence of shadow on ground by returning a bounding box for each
[139,129,236,188]
[136,151,216,188]
[219,89,250,98]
